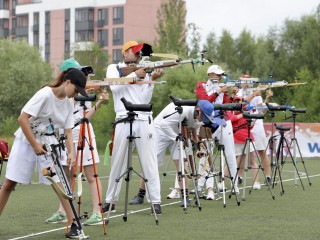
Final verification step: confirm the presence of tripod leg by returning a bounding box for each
[283,138,305,190]
[250,142,275,199]
[290,138,312,186]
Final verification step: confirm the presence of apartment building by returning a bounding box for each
[0,0,164,69]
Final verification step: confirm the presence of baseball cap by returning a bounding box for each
[60,58,94,76]
[64,68,88,97]
[198,100,226,127]
[122,41,144,55]
[207,65,225,75]
[60,58,81,71]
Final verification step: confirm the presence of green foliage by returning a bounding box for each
[0,39,52,130]
[71,42,108,79]
[0,116,19,136]
[152,64,207,116]
[154,0,187,57]
[90,97,115,152]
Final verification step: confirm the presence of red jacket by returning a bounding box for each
[228,111,254,144]
[196,81,232,121]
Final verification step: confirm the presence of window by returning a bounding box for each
[17,15,28,27]
[113,7,123,24]
[65,40,70,52]
[45,11,50,25]
[75,30,94,42]
[112,28,123,46]
[75,8,94,22]
[113,49,122,63]
[34,12,39,25]
[98,29,108,47]
[33,33,39,46]
[0,0,9,9]
[98,9,108,26]
[65,19,70,32]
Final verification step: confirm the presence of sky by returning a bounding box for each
[186,0,319,43]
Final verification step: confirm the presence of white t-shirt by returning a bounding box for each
[72,101,95,142]
[250,96,264,126]
[14,86,74,143]
[106,62,154,120]
[203,79,223,104]
[154,103,197,141]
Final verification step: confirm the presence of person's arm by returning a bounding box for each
[64,128,74,170]
[195,82,217,102]
[18,112,46,155]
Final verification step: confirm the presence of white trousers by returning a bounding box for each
[212,120,237,184]
[105,118,161,203]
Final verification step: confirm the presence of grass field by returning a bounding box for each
[0,156,319,240]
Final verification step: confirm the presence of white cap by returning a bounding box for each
[207,65,225,75]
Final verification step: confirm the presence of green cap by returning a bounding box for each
[60,58,81,71]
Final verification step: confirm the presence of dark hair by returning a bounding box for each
[42,71,66,88]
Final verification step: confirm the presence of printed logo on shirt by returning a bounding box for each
[147,133,153,140]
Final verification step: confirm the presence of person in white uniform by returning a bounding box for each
[195,65,239,194]
[129,102,200,207]
[0,68,87,239]
[45,58,108,226]
[103,41,164,214]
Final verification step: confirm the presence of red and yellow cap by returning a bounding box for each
[122,41,144,55]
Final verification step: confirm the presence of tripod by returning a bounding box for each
[272,124,305,195]
[212,109,240,207]
[161,108,202,213]
[233,112,275,202]
[284,108,311,187]
[71,100,106,234]
[105,98,159,225]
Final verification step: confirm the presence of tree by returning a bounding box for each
[187,23,201,58]
[0,39,52,132]
[154,0,187,57]
[216,30,237,70]
[71,42,108,79]
[234,30,256,74]
[202,31,218,63]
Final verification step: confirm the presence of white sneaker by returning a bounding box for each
[232,185,240,195]
[253,182,261,190]
[206,190,215,200]
[217,182,226,192]
[166,189,180,199]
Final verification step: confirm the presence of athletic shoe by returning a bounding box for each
[265,177,272,185]
[65,223,80,239]
[102,202,116,213]
[253,182,261,190]
[166,189,180,199]
[45,211,67,224]
[151,204,162,215]
[217,182,226,192]
[129,195,144,205]
[232,185,240,195]
[206,190,215,200]
[238,176,243,185]
[83,212,102,225]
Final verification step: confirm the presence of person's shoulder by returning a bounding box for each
[196,81,206,88]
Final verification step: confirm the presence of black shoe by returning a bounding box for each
[129,195,144,205]
[238,177,243,185]
[180,197,191,207]
[102,202,116,213]
[65,223,79,239]
[151,204,162,215]
[265,177,272,185]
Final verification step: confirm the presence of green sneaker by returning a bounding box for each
[45,211,67,224]
[83,212,102,226]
